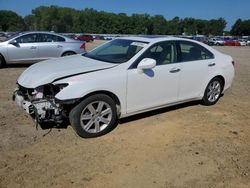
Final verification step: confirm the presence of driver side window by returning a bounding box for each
[135,41,177,67]
[16,34,38,43]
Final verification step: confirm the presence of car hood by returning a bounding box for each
[17,54,117,88]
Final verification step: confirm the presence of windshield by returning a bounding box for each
[84,39,148,64]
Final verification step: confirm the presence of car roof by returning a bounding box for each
[116,36,219,55]
[21,31,64,36]
[118,36,196,44]
[119,36,172,43]
[14,31,77,41]
[3,31,84,43]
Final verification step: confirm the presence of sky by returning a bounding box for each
[0,0,250,31]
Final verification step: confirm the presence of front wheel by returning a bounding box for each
[202,78,223,106]
[69,94,118,138]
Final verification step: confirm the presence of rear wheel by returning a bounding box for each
[202,77,223,106]
[69,94,118,138]
[0,54,6,68]
[62,51,76,56]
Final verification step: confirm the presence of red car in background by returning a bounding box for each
[224,39,240,46]
[74,34,94,42]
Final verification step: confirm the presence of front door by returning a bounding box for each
[127,41,181,114]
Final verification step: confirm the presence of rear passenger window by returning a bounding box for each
[179,41,214,62]
[39,34,65,42]
[56,36,65,42]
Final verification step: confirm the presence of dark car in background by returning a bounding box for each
[74,34,94,42]
[192,36,209,44]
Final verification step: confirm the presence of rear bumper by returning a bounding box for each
[222,66,235,94]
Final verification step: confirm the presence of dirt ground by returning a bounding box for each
[0,41,249,188]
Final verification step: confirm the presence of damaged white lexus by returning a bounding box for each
[13,37,235,138]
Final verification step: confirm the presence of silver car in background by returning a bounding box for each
[0,31,86,67]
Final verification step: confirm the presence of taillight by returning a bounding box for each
[80,43,85,49]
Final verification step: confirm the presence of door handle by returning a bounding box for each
[30,46,37,49]
[169,68,181,73]
[57,45,63,48]
[208,63,216,67]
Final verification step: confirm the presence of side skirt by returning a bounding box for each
[120,97,202,119]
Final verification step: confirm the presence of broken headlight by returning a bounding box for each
[32,83,69,99]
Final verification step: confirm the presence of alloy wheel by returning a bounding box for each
[80,101,112,133]
[207,80,221,103]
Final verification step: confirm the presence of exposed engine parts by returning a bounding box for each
[13,84,69,127]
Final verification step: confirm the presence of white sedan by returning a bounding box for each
[13,37,235,138]
[238,39,247,46]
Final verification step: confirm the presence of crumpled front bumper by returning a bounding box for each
[13,89,33,114]
[12,89,63,125]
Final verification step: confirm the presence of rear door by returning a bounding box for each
[7,33,39,63]
[37,33,66,59]
[177,41,215,101]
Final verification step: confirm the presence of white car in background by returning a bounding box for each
[0,31,86,67]
[13,37,235,138]
[238,39,247,46]
[208,38,224,46]
[244,39,250,46]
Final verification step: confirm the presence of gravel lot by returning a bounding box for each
[0,41,249,188]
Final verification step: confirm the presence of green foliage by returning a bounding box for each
[0,10,25,31]
[165,17,182,35]
[0,6,234,36]
[206,18,227,36]
[150,15,167,35]
[231,19,250,36]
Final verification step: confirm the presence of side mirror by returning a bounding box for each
[9,40,18,45]
[137,58,156,73]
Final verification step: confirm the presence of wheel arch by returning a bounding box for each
[201,75,225,105]
[201,75,225,98]
[61,51,76,56]
[211,75,225,90]
[79,90,122,117]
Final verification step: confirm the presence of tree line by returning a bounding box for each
[0,6,249,36]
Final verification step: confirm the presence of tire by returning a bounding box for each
[62,51,75,56]
[0,54,6,68]
[202,77,223,106]
[69,94,118,138]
